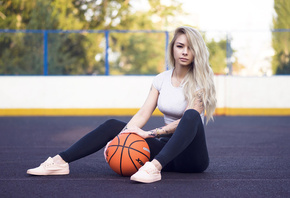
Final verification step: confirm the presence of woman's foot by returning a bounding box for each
[130,162,161,183]
[27,157,69,176]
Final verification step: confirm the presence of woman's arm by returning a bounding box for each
[148,89,205,138]
[123,85,159,130]
[104,85,158,159]
[123,88,205,139]
[187,89,205,113]
[148,119,180,138]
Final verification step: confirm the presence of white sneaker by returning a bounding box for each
[130,162,161,183]
[27,157,69,176]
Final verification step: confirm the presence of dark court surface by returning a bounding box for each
[0,116,289,198]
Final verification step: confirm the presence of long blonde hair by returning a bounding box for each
[168,26,217,124]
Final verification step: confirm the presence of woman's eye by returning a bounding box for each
[177,45,182,48]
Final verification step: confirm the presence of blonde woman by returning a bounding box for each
[27,26,217,184]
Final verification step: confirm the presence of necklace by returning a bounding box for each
[173,69,185,86]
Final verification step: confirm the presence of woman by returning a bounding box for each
[27,26,217,184]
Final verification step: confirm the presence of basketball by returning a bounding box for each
[105,133,151,176]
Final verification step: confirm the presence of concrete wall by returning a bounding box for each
[1,75,290,116]
[214,75,290,115]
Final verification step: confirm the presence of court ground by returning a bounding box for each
[0,116,289,197]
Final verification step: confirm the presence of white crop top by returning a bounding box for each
[153,69,204,124]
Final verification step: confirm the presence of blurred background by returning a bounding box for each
[0,0,289,76]
[0,0,290,117]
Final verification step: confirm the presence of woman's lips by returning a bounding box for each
[180,58,188,62]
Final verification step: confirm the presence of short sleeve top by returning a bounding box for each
[153,69,204,124]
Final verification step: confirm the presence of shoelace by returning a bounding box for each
[41,159,55,167]
[140,164,159,175]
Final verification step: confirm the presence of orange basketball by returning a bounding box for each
[105,133,151,176]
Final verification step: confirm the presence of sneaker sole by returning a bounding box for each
[130,175,161,184]
[27,170,69,176]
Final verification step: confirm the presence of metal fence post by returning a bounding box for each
[43,30,48,75]
[105,30,109,75]
[165,31,169,70]
[226,33,232,75]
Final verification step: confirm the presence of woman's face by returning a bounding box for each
[173,34,194,68]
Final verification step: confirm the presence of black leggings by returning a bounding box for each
[59,109,209,173]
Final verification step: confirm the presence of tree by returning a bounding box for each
[109,12,168,75]
[0,0,92,75]
[0,0,199,75]
[272,0,290,74]
[86,0,182,75]
[0,0,42,74]
[206,38,227,74]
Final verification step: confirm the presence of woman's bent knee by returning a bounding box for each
[102,119,126,128]
[183,109,201,120]
[103,119,119,125]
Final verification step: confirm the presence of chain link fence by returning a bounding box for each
[0,29,289,76]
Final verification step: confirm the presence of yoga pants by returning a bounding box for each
[59,109,209,173]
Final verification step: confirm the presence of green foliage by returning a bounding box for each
[272,0,290,74]
[0,0,227,75]
[110,32,166,75]
[0,0,91,75]
[109,10,167,75]
[0,32,43,74]
[207,39,227,74]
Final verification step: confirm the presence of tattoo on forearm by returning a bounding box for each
[150,127,173,138]
[193,90,204,111]
[149,130,157,137]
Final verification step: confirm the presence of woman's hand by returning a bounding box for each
[121,126,154,139]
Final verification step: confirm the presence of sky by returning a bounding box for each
[132,0,276,76]
[176,0,275,76]
[180,0,274,31]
